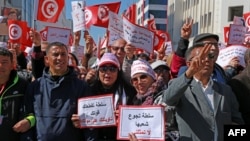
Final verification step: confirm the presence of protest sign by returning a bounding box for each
[123,17,154,53]
[216,45,247,67]
[71,9,85,32]
[46,26,71,45]
[78,94,116,128]
[108,11,124,46]
[228,24,246,45]
[117,106,165,140]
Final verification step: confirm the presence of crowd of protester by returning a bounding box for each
[1,18,250,141]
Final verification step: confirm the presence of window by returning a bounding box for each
[204,14,207,27]
[200,15,203,28]
[148,10,167,18]
[149,0,167,4]
[208,12,211,26]
[138,7,141,15]
[228,6,243,21]
[156,24,167,31]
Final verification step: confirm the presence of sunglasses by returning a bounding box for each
[111,46,125,52]
[131,74,148,83]
[208,52,215,59]
[154,68,169,74]
[99,66,118,73]
[189,52,216,62]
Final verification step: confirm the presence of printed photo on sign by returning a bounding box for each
[117,106,165,141]
[78,94,116,128]
[0,7,21,35]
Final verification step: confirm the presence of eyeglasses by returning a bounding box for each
[111,46,125,52]
[131,74,148,83]
[99,66,118,73]
[154,68,169,74]
[189,52,216,62]
[193,42,221,47]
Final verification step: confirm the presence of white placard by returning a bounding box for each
[216,45,248,67]
[78,94,116,128]
[72,9,85,32]
[122,17,154,53]
[47,26,71,45]
[228,24,246,45]
[117,106,165,140]
[165,41,173,56]
[108,11,124,46]
[71,1,84,11]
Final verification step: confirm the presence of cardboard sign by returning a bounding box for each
[216,45,247,67]
[71,9,85,32]
[117,106,165,141]
[123,16,154,53]
[47,26,71,45]
[228,24,246,45]
[78,94,116,128]
[108,11,124,46]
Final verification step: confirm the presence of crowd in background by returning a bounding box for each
[0,18,250,141]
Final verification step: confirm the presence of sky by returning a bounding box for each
[65,0,136,45]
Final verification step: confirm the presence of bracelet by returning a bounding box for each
[25,115,36,127]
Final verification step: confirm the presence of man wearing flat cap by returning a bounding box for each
[163,32,244,141]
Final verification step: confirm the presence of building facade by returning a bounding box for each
[168,0,250,49]
[124,0,168,32]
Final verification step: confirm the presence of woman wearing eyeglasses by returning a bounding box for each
[72,53,136,140]
[130,59,179,141]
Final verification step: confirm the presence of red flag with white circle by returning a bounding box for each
[243,12,250,33]
[8,20,27,43]
[37,0,64,23]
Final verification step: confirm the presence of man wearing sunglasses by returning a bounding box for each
[177,33,229,84]
[163,37,244,141]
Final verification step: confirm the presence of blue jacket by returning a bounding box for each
[25,67,94,141]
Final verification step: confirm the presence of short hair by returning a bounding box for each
[46,42,68,54]
[184,46,201,61]
[0,47,13,62]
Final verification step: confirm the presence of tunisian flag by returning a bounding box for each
[21,27,33,47]
[8,20,27,43]
[243,12,250,33]
[85,1,121,28]
[37,0,64,23]
[223,26,230,44]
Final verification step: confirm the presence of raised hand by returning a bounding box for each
[181,18,193,39]
[185,44,213,78]
[29,28,41,46]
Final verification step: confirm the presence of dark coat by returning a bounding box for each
[228,67,250,124]
[0,70,29,141]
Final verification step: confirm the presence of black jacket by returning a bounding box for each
[0,70,29,141]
